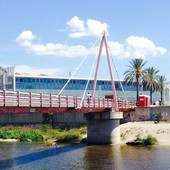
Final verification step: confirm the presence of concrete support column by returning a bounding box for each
[85,110,123,144]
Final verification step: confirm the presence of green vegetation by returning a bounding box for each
[142,135,158,146]
[124,58,167,104]
[124,58,147,102]
[143,67,159,104]
[157,75,167,104]
[134,134,158,146]
[0,125,87,144]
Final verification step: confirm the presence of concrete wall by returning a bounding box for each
[52,112,86,128]
[0,112,86,127]
[0,113,43,125]
[0,106,170,126]
[122,106,170,123]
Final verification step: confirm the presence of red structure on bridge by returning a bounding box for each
[0,90,136,114]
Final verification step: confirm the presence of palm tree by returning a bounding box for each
[124,58,147,102]
[143,67,159,104]
[157,75,166,105]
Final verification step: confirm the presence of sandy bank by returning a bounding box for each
[120,122,170,145]
[0,139,18,142]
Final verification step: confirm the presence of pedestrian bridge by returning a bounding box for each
[0,90,136,114]
[0,32,137,144]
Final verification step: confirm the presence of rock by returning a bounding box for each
[26,139,32,142]
[126,141,142,146]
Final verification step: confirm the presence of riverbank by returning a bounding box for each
[120,122,170,145]
[0,122,170,146]
[0,126,87,144]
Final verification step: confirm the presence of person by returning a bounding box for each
[154,100,159,106]
[86,92,91,98]
[86,92,92,106]
[158,100,161,105]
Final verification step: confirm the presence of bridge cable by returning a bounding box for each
[108,45,127,102]
[77,40,100,108]
[58,36,101,95]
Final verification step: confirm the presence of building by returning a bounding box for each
[0,67,160,101]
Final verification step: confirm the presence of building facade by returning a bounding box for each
[0,67,160,101]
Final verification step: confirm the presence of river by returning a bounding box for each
[0,142,170,170]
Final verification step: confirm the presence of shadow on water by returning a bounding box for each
[0,143,86,169]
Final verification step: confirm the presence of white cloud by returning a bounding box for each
[16,30,36,41]
[125,36,167,58]
[16,31,167,59]
[86,19,108,37]
[16,30,36,47]
[108,41,130,58]
[16,30,89,57]
[67,16,86,32]
[15,65,63,76]
[108,36,167,59]
[67,16,109,38]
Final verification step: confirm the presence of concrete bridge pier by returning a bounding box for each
[85,110,123,144]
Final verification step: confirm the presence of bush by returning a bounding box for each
[0,126,86,144]
[142,135,158,146]
[19,130,44,141]
[0,131,13,139]
[57,133,81,143]
[0,129,44,141]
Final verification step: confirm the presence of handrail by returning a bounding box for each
[0,90,136,109]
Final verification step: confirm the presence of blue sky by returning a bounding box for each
[0,0,170,81]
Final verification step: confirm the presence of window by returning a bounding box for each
[40,79,44,83]
[25,78,31,83]
[16,78,19,82]
[32,78,35,82]
[20,78,23,82]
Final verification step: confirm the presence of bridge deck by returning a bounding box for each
[0,90,136,114]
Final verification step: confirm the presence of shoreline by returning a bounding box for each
[0,122,170,146]
[120,121,170,146]
[0,139,18,142]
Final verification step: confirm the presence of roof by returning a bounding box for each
[15,72,124,81]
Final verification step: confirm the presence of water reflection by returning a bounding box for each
[0,142,85,169]
[0,142,170,170]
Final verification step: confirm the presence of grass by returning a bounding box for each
[0,125,87,143]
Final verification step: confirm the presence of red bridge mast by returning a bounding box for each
[91,32,119,111]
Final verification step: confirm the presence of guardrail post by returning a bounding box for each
[58,95,60,107]
[107,99,109,108]
[50,94,52,107]
[29,92,32,107]
[66,95,68,107]
[111,99,113,108]
[103,98,105,108]
[3,90,6,107]
[17,91,20,107]
[83,98,85,107]
[74,96,77,108]
[98,98,100,108]
[40,93,43,107]
[93,98,95,108]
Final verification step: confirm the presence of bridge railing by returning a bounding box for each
[0,90,136,110]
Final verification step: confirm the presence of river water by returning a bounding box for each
[0,142,170,170]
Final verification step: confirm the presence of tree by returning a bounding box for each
[124,58,147,103]
[143,67,159,104]
[157,75,166,104]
